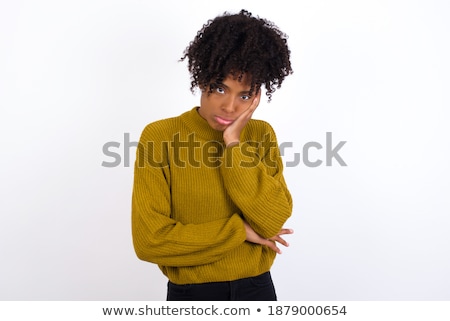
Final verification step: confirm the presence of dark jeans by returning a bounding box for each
[167,271,277,301]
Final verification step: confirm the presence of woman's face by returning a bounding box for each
[198,74,257,131]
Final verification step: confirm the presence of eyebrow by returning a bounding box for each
[215,81,253,95]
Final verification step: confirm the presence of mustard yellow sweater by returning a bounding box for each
[132,107,293,285]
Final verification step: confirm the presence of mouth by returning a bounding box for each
[215,116,234,126]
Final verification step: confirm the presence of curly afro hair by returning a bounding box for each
[180,9,293,101]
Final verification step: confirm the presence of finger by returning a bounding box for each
[254,88,262,101]
[252,93,260,106]
[249,94,260,111]
[241,98,258,119]
[270,235,289,247]
[278,228,294,236]
[264,239,282,254]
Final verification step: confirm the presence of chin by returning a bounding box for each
[213,126,226,132]
[209,121,226,132]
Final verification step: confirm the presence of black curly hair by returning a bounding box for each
[180,9,293,101]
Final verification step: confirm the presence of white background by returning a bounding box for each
[1,0,449,300]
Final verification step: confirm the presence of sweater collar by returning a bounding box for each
[182,107,224,142]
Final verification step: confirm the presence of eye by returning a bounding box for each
[215,87,225,94]
[241,94,251,101]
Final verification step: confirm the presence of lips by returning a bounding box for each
[215,116,234,126]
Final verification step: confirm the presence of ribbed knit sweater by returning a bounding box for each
[132,107,293,285]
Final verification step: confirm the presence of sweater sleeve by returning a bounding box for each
[131,124,247,267]
[220,123,293,239]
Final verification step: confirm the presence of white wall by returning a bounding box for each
[1,0,449,300]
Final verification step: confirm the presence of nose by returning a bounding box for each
[221,96,236,114]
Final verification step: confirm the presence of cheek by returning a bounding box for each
[201,92,216,105]
[200,93,208,107]
[235,102,249,113]
[202,95,222,111]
